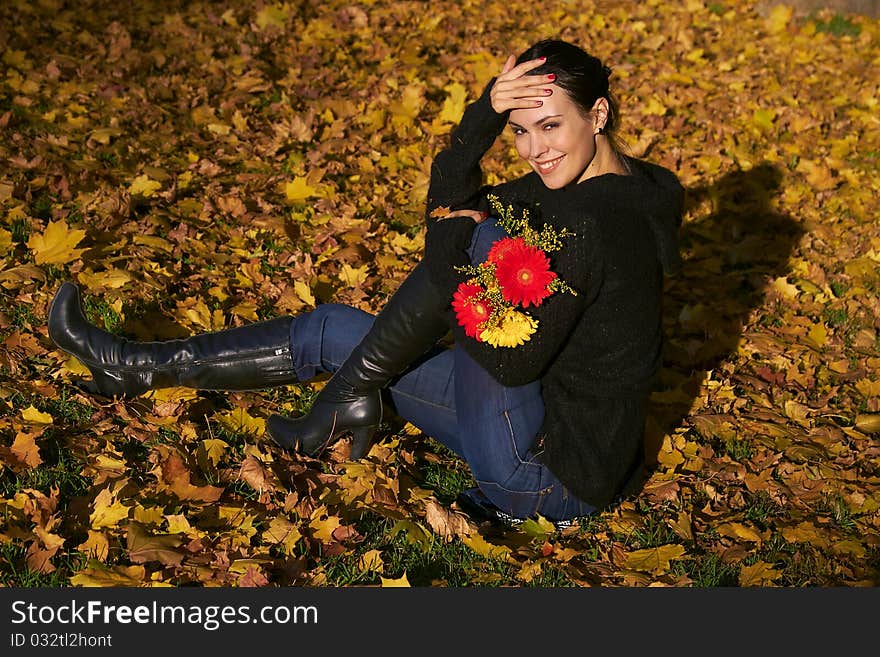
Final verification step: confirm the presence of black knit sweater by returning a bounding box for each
[423,82,684,508]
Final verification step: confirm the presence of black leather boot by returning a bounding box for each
[267,261,450,460]
[47,282,298,397]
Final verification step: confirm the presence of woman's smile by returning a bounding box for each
[534,155,565,175]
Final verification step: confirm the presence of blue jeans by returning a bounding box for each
[288,218,596,521]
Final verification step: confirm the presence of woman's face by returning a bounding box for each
[508,86,598,189]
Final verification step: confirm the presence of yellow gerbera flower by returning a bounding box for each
[480,308,538,348]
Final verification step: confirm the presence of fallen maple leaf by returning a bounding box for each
[623,544,686,573]
[423,499,473,542]
[26,219,86,265]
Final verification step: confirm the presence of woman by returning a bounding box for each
[48,39,684,526]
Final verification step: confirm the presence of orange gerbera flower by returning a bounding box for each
[452,282,493,340]
[495,240,556,308]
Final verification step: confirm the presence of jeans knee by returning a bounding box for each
[467,218,508,264]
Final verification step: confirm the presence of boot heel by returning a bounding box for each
[347,425,377,460]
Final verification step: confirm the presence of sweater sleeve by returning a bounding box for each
[422,80,508,294]
[452,223,604,387]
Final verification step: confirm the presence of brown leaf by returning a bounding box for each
[10,431,42,469]
[126,522,184,566]
[237,455,275,493]
[423,499,474,542]
[739,561,781,587]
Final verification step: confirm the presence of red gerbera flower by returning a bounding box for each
[495,240,556,308]
[452,282,493,340]
[486,237,525,265]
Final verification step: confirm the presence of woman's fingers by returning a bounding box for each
[491,82,553,113]
[500,54,516,76]
[496,56,546,82]
[491,56,554,113]
[437,209,488,224]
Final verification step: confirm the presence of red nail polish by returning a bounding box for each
[539,56,546,61]
[548,73,556,81]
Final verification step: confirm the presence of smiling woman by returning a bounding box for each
[502,40,629,187]
[47,38,684,529]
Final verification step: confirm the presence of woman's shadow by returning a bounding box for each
[644,162,805,466]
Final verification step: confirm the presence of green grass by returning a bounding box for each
[0,542,88,587]
[743,490,783,529]
[672,552,739,587]
[82,296,122,333]
[320,511,519,586]
[725,437,754,462]
[815,493,856,533]
[0,435,91,500]
[813,14,861,37]
[418,440,475,505]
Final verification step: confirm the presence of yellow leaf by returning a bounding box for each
[717,521,764,544]
[781,521,830,548]
[294,280,315,306]
[262,517,302,555]
[61,355,91,376]
[0,181,13,202]
[439,82,468,123]
[89,127,122,144]
[89,488,130,529]
[766,4,793,33]
[216,407,265,436]
[460,532,513,561]
[796,159,836,191]
[806,322,828,348]
[26,219,86,265]
[129,174,162,197]
[133,235,173,253]
[200,438,230,467]
[739,561,781,586]
[256,5,288,30]
[146,387,199,403]
[520,515,556,537]
[207,122,230,136]
[232,110,248,132]
[76,268,132,290]
[284,177,318,202]
[232,302,259,322]
[783,400,811,423]
[855,414,880,434]
[753,108,777,131]
[70,562,146,587]
[772,276,799,299]
[76,531,110,561]
[309,513,342,543]
[132,504,165,526]
[832,539,866,558]
[165,514,194,536]
[21,405,53,424]
[643,96,667,116]
[380,572,410,587]
[390,85,425,125]
[855,379,880,398]
[623,544,686,573]
[179,299,215,331]
[338,263,369,288]
[358,549,384,573]
[0,228,12,256]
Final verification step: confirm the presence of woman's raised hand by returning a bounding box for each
[489,55,555,115]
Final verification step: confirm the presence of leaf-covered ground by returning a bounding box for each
[1,0,878,587]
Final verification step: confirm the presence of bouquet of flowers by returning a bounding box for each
[449,194,577,348]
